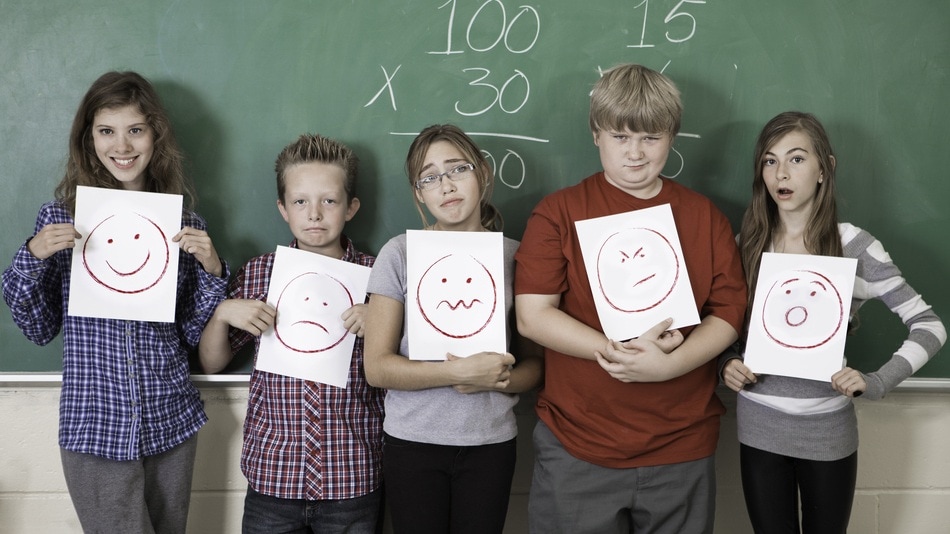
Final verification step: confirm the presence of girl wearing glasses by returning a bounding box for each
[364,124,542,534]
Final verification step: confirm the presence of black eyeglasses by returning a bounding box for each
[414,163,476,190]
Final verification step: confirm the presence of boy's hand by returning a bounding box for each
[446,351,515,393]
[624,318,683,354]
[831,367,867,398]
[722,359,757,392]
[174,226,223,277]
[595,319,685,382]
[27,223,81,260]
[215,299,276,336]
[342,303,368,337]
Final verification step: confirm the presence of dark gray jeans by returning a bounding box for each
[528,421,716,534]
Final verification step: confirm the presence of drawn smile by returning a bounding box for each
[106,252,151,277]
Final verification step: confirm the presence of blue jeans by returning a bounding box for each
[242,485,382,534]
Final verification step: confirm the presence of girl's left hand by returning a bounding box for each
[831,367,867,398]
[174,227,223,277]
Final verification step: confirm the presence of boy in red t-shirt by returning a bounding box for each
[515,63,747,533]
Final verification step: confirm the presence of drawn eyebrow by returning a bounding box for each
[780,278,801,287]
[810,280,828,291]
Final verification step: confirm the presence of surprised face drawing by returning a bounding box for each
[761,269,845,349]
[81,211,170,294]
[415,253,497,339]
[274,272,354,353]
[595,227,680,313]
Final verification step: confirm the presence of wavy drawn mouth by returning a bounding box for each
[437,299,482,311]
[106,252,151,276]
[292,320,329,334]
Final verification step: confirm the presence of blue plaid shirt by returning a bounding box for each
[2,200,229,460]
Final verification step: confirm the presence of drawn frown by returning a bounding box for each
[274,272,354,353]
[416,253,497,339]
[82,211,170,294]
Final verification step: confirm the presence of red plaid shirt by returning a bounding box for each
[229,237,383,500]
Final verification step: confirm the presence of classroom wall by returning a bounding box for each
[1,382,948,534]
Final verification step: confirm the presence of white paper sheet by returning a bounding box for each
[256,246,371,387]
[744,252,858,382]
[575,203,700,340]
[68,186,182,322]
[406,230,506,360]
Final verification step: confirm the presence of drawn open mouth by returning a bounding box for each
[785,306,808,327]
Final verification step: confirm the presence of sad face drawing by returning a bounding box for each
[274,272,354,353]
[595,227,680,313]
[81,211,170,294]
[761,269,846,349]
[415,253,497,339]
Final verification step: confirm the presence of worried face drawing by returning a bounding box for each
[595,227,679,313]
[274,272,354,353]
[415,254,497,339]
[761,270,845,349]
[82,211,170,294]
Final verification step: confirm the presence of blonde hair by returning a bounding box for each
[589,63,682,136]
[274,133,359,204]
[404,124,503,231]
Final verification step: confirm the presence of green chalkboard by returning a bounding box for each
[1,0,947,377]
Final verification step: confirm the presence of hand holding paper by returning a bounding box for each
[595,318,684,382]
[28,223,81,260]
[341,303,369,337]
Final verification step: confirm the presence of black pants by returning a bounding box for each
[740,444,857,534]
[382,433,516,534]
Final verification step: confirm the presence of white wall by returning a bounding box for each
[1,380,948,534]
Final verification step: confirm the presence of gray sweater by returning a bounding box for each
[729,223,946,461]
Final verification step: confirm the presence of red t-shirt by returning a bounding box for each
[515,173,747,468]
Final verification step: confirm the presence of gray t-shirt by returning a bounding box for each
[367,232,520,446]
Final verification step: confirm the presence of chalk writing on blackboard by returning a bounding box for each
[371,0,708,189]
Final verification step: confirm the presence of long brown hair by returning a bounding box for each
[404,124,503,231]
[55,71,193,213]
[739,111,842,305]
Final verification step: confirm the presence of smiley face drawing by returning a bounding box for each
[274,272,354,353]
[81,211,170,294]
[761,270,845,349]
[595,227,680,313]
[416,254,498,339]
